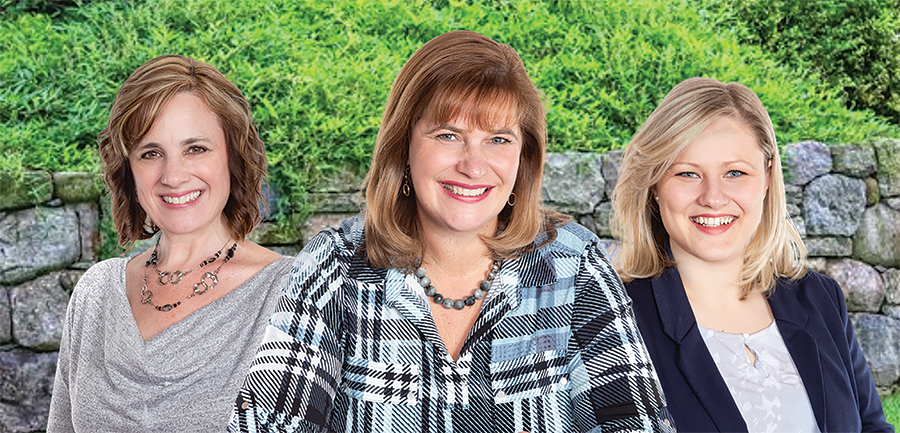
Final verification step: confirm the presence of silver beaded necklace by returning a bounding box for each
[140,241,238,312]
[414,260,501,310]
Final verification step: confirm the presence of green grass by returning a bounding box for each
[884,393,900,428]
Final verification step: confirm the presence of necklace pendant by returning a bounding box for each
[140,290,153,304]
[193,272,218,295]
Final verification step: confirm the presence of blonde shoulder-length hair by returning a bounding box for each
[363,30,567,270]
[611,77,806,297]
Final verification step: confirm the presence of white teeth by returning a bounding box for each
[691,216,736,227]
[442,184,488,197]
[162,191,201,205]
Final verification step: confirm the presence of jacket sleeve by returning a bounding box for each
[229,232,345,433]
[827,276,895,432]
[568,239,676,433]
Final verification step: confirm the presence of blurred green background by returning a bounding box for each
[1,0,899,424]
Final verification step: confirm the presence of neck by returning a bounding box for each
[155,227,233,270]
[419,230,493,273]
[673,249,744,303]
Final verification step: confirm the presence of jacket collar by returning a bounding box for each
[650,265,748,432]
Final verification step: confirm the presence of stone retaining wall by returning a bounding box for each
[1,139,899,431]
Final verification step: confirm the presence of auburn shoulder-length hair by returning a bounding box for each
[611,77,806,297]
[363,30,567,270]
[99,55,268,249]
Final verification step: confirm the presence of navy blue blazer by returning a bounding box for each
[626,267,893,432]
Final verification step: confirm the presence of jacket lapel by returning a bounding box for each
[768,282,826,432]
[652,267,748,432]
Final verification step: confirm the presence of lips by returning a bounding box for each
[441,183,489,197]
[161,191,201,205]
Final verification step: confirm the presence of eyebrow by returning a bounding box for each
[670,159,755,168]
[427,124,519,139]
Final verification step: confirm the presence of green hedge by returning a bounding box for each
[714,0,900,123]
[2,0,897,228]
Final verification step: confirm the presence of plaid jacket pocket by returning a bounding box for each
[342,356,420,405]
[490,349,569,404]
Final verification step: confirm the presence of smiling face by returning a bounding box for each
[654,117,770,268]
[130,92,231,238]
[408,107,521,239]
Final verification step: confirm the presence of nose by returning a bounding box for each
[161,155,188,187]
[456,143,486,179]
[698,177,728,209]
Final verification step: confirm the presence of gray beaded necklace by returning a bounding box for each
[415,260,501,310]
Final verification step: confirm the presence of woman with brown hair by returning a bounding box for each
[47,55,292,432]
[229,30,672,433]
[612,77,891,432]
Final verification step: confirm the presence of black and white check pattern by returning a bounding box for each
[230,215,674,433]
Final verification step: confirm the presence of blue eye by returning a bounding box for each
[726,170,746,178]
[676,172,699,178]
[436,133,457,141]
[490,136,511,144]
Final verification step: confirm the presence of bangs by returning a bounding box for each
[423,84,521,131]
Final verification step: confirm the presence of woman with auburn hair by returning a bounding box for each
[47,55,292,432]
[230,30,673,433]
[612,77,892,432]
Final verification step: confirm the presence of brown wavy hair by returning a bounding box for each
[98,55,267,248]
[363,30,567,270]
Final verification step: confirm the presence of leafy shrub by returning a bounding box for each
[1,0,898,258]
[709,0,900,122]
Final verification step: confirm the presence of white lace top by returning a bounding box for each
[698,321,821,433]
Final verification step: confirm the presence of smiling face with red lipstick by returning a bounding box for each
[408,106,521,238]
[653,116,770,269]
[130,92,231,238]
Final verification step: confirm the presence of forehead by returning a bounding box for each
[675,117,764,165]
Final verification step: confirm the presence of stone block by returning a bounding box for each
[247,220,303,246]
[601,150,624,200]
[0,171,52,211]
[807,257,827,274]
[10,272,70,350]
[792,215,806,238]
[804,237,852,257]
[784,142,831,186]
[851,313,900,387]
[74,202,99,263]
[831,143,876,178]
[803,174,866,236]
[0,286,10,343]
[887,197,900,212]
[0,348,57,433]
[308,192,363,213]
[785,184,803,218]
[0,206,80,285]
[592,202,613,238]
[542,152,604,215]
[854,204,900,267]
[53,172,104,203]
[303,214,354,244]
[309,168,364,193]
[873,139,900,197]
[885,305,900,321]
[884,268,900,305]
[866,177,880,207]
[825,259,884,312]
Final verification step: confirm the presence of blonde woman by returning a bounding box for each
[611,77,891,432]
